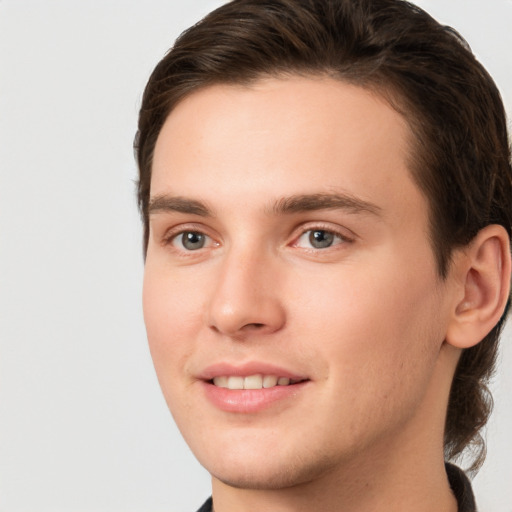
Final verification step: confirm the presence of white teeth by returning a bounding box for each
[227,376,244,390]
[262,375,278,388]
[212,374,299,389]
[244,375,263,389]
[212,376,229,388]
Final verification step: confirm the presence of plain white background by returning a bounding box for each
[0,1,511,511]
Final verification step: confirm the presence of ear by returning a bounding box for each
[446,224,511,349]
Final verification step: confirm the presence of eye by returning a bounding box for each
[172,231,210,251]
[295,229,348,249]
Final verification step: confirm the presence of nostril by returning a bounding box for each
[244,323,265,330]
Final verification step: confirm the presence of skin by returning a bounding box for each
[143,77,463,512]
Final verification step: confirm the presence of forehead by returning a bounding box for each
[151,76,422,221]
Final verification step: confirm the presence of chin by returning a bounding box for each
[210,465,314,490]
[201,444,340,491]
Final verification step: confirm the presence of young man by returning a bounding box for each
[134,1,511,511]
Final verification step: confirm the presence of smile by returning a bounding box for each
[212,375,305,390]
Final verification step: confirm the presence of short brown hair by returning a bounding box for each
[135,0,512,471]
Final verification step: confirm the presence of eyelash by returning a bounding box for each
[161,224,355,254]
[162,224,216,251]
[293,225,354,250]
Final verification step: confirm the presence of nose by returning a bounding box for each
[207,250,286,338]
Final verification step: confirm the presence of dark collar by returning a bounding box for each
[196,496,212,512]
[446,463,477,512]
[196,464,477,512]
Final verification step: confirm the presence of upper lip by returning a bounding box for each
[198,361,309,381]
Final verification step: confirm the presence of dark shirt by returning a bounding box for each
[196,497,213,512]
[195,463,476,512]
[446,463,477,512]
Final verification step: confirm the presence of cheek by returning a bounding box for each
[142,265,204,391]
[292,252,444,390]
[143,257,206,332]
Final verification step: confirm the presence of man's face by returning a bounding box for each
[144,77,456,489]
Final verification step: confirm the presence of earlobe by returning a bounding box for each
[446,224,511,349]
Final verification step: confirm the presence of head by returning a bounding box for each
[135,0,512,474]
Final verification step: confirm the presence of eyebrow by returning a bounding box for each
[147,192,382,218]
[271,193,382,216]
[148,195,213,217]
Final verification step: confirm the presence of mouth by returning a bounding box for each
[199,363,310,413]
[211,374,307,390]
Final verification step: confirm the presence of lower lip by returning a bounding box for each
[201,381,309,413]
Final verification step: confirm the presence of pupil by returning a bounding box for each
[309,230,334,248]
[183,232,205,250]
